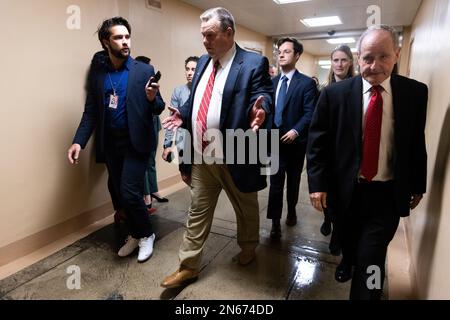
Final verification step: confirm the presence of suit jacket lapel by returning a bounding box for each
[272,75,280,91]
[220,45,243,129]
[348,75,363,152]
[390,75,402,158]
[284,70,300,107]
[191,56,210,98]
[126,60,137,103]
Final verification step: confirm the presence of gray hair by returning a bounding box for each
[357,25,399,54]
[200,7,236,34]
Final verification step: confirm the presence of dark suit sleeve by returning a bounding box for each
[247,56,273,123]
[411,83,428,194]
[306,88,331,193]
[292,79,318,138]
[72,80,97,149]
[178,92,192,129]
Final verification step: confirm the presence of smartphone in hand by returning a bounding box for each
[150,71,161,84]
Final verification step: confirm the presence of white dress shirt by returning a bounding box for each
[192,44,237,160]
[275,69,296,106]
[360,77,395,181]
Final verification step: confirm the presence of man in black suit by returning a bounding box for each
[307,25,428,300]
[160,7,273,288]
[67,17,165,263]
[267,38,317,239]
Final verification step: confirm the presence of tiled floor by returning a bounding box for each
[1,172,363,300]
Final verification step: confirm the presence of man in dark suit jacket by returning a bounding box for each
[307,25,428,300]
[161,7,273,288]
[266,38,318,239]
[67,17,165,263]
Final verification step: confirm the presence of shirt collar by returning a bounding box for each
[362,76,391,95]
[217,43,237,70]
[280,69,296,82]
[106,56,132,72]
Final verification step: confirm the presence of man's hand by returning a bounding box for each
[162,148,173,162]
[181,172,191,187]
[410,194,423,210]
[67,144,81,164]
[145,79,159,102]
[281,130,298,144]
[249,95,266,132]
[162,106,183,130]
[310,192,327,212]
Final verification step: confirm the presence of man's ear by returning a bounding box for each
[226,27,233,37]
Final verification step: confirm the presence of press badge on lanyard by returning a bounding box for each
[109,93,119,109]
[108,72,124,110]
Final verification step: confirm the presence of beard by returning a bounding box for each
[109,46,130,60]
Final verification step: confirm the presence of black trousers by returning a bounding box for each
[107,177,121,211]
[104,128,153,238]
[323,207,341,253]
[342,180,400,300]
[267,142,306,220]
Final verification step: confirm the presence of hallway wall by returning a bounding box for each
[404,0,450,299]
[0,0,273,265]
[296,51,316,78]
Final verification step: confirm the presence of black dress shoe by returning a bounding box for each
[320,220,331,236]
[335,260,352,283]
[151,193,169,202]
[270,220,281,239]
[286,215,297,226]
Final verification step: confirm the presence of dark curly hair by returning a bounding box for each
[97,17,131,51]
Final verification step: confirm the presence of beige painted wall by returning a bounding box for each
[296,51,316,77]
[0,0,271,252]
[403,0,450,299]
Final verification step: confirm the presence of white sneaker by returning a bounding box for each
[137,233,156,262]
[118,236,139,257]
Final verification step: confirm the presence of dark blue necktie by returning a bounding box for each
[275,76,288,127]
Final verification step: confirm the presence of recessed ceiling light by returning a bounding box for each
[273,0,312,4]
[300,16,342,27]
[326,37,355,44]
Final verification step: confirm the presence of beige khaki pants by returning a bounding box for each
[179,164,260,269]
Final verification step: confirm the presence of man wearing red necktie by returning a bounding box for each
[161,7,273,289]
[307,25,428,300]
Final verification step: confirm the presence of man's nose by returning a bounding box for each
[370,60,379,70]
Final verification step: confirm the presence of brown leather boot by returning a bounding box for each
[160,267,199,289]
[232,249,256,265]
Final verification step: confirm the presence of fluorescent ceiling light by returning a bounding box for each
[300,16,342,27]
[350,47,357,53]
[320,65,331,69]
[318,60,331,66]
[326,37,355,44]
[273,0,312,4]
